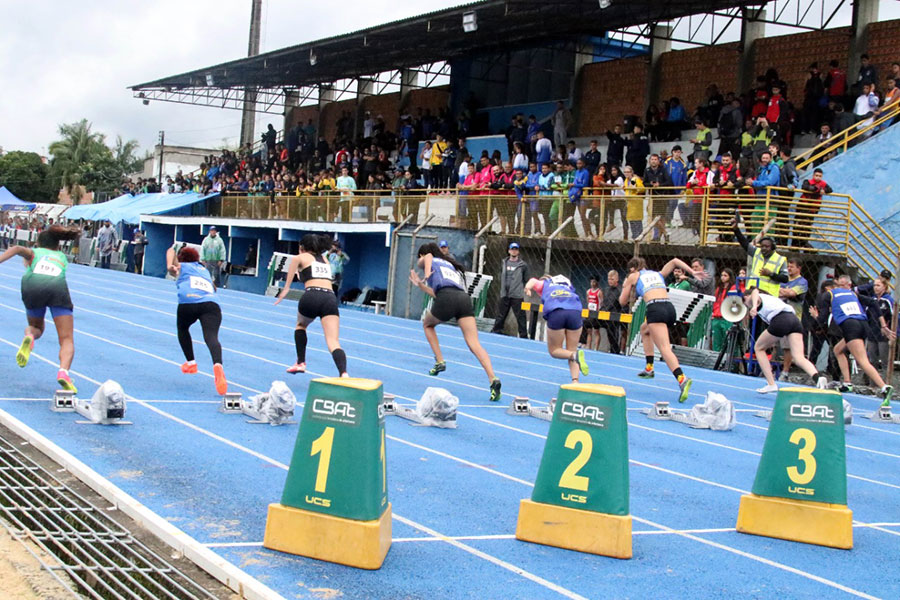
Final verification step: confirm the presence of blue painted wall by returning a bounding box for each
[142,223,176,279]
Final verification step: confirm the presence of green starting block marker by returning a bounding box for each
[264,378,391,569]
[516,383,632,559]
[736,387,852,549]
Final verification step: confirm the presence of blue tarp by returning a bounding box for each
[63,192,218,224]
[0,186,36,210]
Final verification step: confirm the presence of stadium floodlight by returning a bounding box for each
[309,49,317,66]
[599,0,611,8]
[462,11,477,33]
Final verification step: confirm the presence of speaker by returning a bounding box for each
[721,296,748,323]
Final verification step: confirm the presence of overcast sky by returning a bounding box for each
[2,0,897,158]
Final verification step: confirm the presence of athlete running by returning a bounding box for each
[524,274,590,383]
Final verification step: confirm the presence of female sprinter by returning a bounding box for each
[524,275,590,383]
[0,225,79,392]
[744,287,826,393]
[619,256,694,402]
[275,234,348,377]
[409,242,502,401]
[167,245,228,395]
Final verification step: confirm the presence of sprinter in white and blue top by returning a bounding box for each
[167,245,228,396]
[743,287,825,394]
[620,256,696,402]
[814,274,894,404]
[410,242,502,402]
[525,274,590,384]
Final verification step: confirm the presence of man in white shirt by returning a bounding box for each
[335,166,357,222]
[853,83,879,138]
[566,140,583,165]
[363,111,375,139]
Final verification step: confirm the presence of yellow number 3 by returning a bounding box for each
[786,428,817,485]
[558,429,592,491]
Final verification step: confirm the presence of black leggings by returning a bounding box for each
[177,302,223,364]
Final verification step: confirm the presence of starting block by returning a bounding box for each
[220,393,243,414]
[219,391,297,425]
[382,393,456,428]
[507,397,554,422]
[642,402,709,429]
[51,390,76,413]
[867,404,900,424]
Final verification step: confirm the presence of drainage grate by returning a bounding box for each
[0,433,219,600]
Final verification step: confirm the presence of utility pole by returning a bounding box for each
[240,0,263,148]
[157,131,165,184]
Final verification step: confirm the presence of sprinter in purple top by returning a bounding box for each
[525,274,590,383]
[410,242,502,402]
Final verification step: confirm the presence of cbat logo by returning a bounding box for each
[561,401,605,425]
[789,404,834,420]
[305,495,332,507]
[312,398,356,419]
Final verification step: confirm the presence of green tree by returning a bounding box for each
[0,151,53,203]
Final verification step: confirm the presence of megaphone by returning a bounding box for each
[721,295,748,323]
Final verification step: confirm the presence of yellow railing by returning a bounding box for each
[795,98,900,170]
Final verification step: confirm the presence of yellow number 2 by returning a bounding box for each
[310,427,335,493]
[558,429,592,492]
[786,427,817,485]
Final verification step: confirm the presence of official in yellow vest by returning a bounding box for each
[731,219,787,295]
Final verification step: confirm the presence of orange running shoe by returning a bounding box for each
[213,363,227,395]
[181,361,198,374]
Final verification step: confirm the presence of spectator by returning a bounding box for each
[684,157,710,235]
[536,162,555,234]
[666,97,689,140]
[552,101,573,147]
[745,150,780,193]
[857,53,877,87]
[689,119,713,162]
[583,140,602,173]
[643,154,672,242]
[853,82,879,139]
[496,162,517,235]
[97,220,117,269]
[600,270,623,354]
[566,140,583,165]
[438,240,454,260]
[824,59,847,102]
[431,134,449,189]
[568,158,592,238]
[778,257,809,379]
[605,125,625,167]
[525,162,542,235]
[327,241,350,294]
[718,97,743,161]
[793,168,832,247]
[534,130,553,168]
[492,242,529,338]
[512,142,528,172]
[685,258,715,295]
[583,276,603,351]
[710,268,738,352]
[802,63,825,134]
[621,165,645,240]
[765,83,789,142]
[625,124,651,176]
[420,141,433,189]
[664,145,688,226]
[779,147,799,190]
[832,102,855,133]
[201,226,227,287]
[131,230,147,275]
[526,115,541,155]
[858,277,894,379]
[814,123,835,165]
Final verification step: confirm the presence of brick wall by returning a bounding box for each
[752,27,852,101]
[865,19,900,86]
[319,98,357,142]
[576,57,648,135]
[655,43,741,108]
[286,105,319,130]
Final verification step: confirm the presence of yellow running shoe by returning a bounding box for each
[16,336,33,368]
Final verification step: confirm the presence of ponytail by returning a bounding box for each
[37,226,79,250]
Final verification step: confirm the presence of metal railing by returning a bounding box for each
[795,98,900,171]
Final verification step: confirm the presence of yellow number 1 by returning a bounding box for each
[558,429,592,492]
[310,427,335,493]
[786,427,817,485]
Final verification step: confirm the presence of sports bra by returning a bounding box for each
[300,254,333,283]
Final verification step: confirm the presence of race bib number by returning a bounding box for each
[190,276,214,294]
[588,302,598,311]
[33,258,62,277]
[310,261,332,279]
[640,272,662,289]
[840,302,861,316]
[440,266,463,286]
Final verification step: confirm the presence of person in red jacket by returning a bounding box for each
[792,168,833,247]
[824,59,847,102]
[495,162,517,235]
[766,84,789,143]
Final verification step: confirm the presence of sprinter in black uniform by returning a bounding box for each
[275,234,348,377]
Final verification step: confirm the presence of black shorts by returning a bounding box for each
[645,300,676,326]
[299,287,340,320]
[430,287,474,322]
[545,309,583,331]
[839,318,868,343]
[584,317,601,329]
[21,280,73,312]
[767,311,803,338]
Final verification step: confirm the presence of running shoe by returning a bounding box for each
[838,382,854,393]
[637,369,655,379]
[286,362,306,374]
[181,361,198,374]
[756,384,778,394]
[213,364,228,395]
[815,376,828,390]
[56,370,77,394]
[575,349,589,376]
[490,378,502,402]
[16,335,33,368]
[881,385,894,407]
[778,372,790,382]
[429,361,447,376]
[678,378,692,403]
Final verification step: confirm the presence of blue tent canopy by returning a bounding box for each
[63,192,218,224]
[0,186,36,210]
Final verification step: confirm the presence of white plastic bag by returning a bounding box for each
[843,398,852,424]
[248,381,296,425]
[690,391,736,431]
[89,380,127,423]
[416,387,458,428]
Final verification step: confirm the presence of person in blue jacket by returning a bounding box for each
[410,243,502,402]
[525,274,590,383]
[811,274,894,404]
[568,158,592,238]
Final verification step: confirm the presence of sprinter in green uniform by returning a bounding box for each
[0,226,80,392]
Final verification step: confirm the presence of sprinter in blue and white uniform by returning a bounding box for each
[812,274,894,404]
[167,245,228,395]
[276,234,349,378]
[743,287,825,394]
[524,274,590,383]
[409,242,502,402]
[620,256,695,402]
